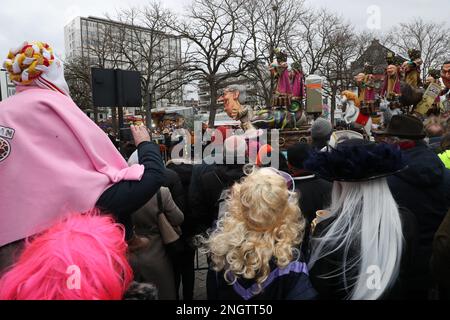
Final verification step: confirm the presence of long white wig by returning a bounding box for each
[308,178,403,300]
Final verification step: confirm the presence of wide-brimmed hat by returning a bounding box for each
[373,115,425,139]
[304,139,406,182]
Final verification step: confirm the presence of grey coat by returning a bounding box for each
[128,187,184,300]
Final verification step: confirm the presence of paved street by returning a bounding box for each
[177,250,207,300]
[193,251,208,300]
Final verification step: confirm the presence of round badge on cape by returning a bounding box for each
[0,137,11,162]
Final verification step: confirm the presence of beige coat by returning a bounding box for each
[128,187,184,300]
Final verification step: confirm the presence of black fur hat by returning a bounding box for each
[304,139,406,182]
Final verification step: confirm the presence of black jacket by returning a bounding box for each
[189,163,245,235]
[431,209,450,299]
[167,162,195,238]
[294,175,332,224]
[387,142,450,296]
[309,207,419,300]
[293,174,332,256]
[163,168,185,213]
[96,141,165,238]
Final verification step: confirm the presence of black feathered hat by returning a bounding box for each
[304,139,406,182]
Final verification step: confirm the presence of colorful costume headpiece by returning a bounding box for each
[3,41,69,96]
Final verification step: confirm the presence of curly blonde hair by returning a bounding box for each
[202,168,304,293]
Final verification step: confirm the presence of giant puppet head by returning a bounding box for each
[402,48,423,72]
[354,73,365,84]
[218,85,246,120]
[442,61,450,89]
[273,47,288,63]
[387,65,398,77]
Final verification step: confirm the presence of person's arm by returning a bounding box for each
[96,141,165,215]
[162,188,184,226]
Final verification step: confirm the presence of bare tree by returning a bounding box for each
[168,0,256,127]
[241,0,305,107]
[386,18,450,80]
[288,9,344,75]
[65,56,93,111]
[65,22,120,126]
[110,2,192,126]
[319,22,360,122]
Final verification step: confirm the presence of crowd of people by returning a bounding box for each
[0,41,450,301]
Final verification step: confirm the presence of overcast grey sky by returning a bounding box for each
[0,0,447,60]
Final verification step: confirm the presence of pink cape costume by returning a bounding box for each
[276,67,292,96]
[291,70,305,100]
[0,86,144,247]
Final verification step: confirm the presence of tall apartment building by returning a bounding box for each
[64,16,184,112]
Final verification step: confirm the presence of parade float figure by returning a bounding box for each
[441,61,450,114]
[354,63,376,114]
[291,61,306,103]
[381,52,402,103]
[270,48,292,107]
[289,61,307,128]
[218,85,256,132]
[422,69,444,116]
[402,49,423,89]
[380,53,404,126]
[441,61,450,93]
[252,50,307,130]
[219,85,264,140]
[250,48,290,130]
[340,90,372,137]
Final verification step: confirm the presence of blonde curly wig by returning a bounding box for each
[203,168,305,292]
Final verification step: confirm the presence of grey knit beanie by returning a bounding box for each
[311,118,333,140]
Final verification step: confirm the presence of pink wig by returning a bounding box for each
[0,211,133,300]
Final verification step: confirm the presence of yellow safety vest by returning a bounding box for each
[438,150,450,170]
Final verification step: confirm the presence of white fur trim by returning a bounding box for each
[34,64,49,72]
[23,57,35,65]
[21,70,29,82]
[32,44,40,54]
[42,49,51,60]
[12,61,21,74]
